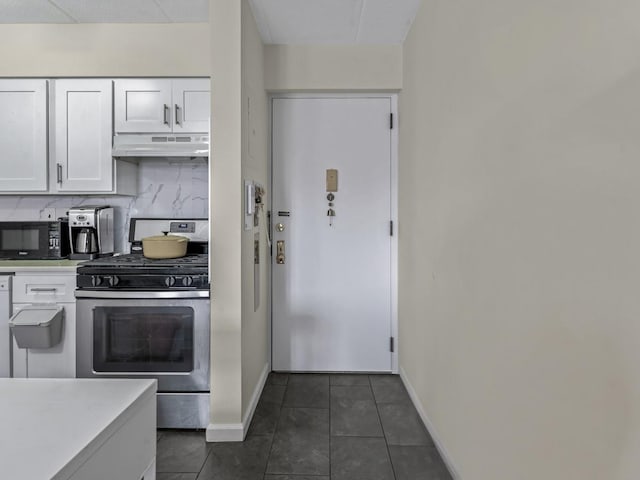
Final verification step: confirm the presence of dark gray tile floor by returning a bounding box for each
[156,373,453,480]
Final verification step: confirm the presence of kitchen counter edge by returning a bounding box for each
[0,259,84,273]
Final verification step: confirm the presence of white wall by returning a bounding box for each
[207,0,270,440]
[208,0,244,439]
[241,1,270,416]
[0,24,209,76]
[264,44,402,91]
[399,1,640,479]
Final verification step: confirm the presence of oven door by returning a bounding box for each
[76,291,210,392]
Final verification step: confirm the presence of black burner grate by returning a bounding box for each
[83,253,208,268]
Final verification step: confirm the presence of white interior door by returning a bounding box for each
[272,96,394,372]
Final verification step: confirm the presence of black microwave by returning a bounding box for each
[0,221,70,260]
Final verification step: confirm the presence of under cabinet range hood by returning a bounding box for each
[112,134,209,158]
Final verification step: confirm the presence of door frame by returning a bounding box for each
[269,93,399,373]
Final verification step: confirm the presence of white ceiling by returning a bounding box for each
[0,0,208,24]
[0,0,421,44]
[249,0,422,44]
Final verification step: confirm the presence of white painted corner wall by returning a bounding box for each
[399,0,640,478]
[208,0,244,440]
[208,0,271,441]
[240,0,271,420]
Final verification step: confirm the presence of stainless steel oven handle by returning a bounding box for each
[75,289,210,299]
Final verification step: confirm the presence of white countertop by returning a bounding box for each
[0,260,83,273]
[0,378,157,480]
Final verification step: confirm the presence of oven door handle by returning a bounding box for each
[74,290,210,299]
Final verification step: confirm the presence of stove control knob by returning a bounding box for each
[165,276,176,287]
[182,276,194,287]
[107,276,120,287]
[91,275,103,287]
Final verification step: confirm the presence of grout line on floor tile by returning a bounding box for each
[328,378,336,478]
[371,374,398,480]
[280,405,330,410]
[263,381,285,478]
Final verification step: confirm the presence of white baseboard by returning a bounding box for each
[242,362,270,438]
[399,366,461,480]
[205,362,270,443]
[206,423,244,442]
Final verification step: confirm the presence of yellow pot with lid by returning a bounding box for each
[142,232,188,259]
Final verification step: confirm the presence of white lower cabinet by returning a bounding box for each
[11,272,76,378]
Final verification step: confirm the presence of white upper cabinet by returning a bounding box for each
[53,79,114,192]
[114,79,172,133]
[0,80,48,192]
[115,78,209,134]
[172,79,210,133]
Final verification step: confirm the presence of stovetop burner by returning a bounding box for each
[85,253,208,268]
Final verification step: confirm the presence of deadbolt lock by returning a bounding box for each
[276,223,285,232]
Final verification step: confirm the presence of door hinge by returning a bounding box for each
[390,113,394,130]
[390,337,395,353]
[390,220,394,236]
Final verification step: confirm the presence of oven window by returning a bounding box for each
[2,228,39,250]
[93,307,194,373]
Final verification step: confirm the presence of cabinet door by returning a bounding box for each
[12,302,76,379]
[0,80,48,191]
[54,79,114,192]
[173,78,210,133]
[114,79,172,133]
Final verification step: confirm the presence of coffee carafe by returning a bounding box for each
[75,228,98,254]
[68,206,114,259]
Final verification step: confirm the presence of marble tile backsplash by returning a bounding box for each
[0,160,209,253]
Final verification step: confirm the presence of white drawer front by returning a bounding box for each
[13,275,76,303]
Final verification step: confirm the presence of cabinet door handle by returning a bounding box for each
[163,104,170,125]
[175,104,181,126]
[56,163,62,184]
[30,287,57,292]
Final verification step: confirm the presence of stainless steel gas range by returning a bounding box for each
[75,218,210,429]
